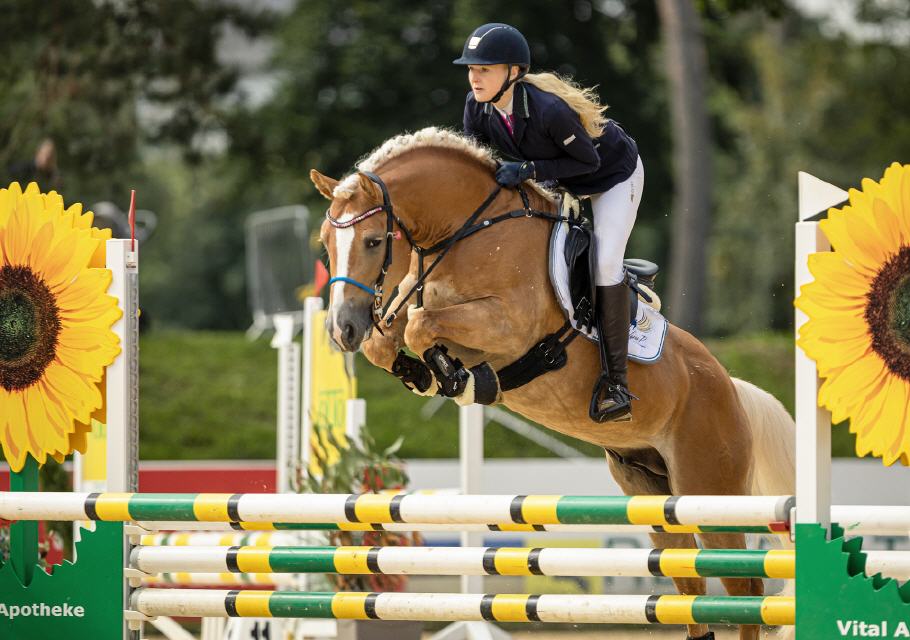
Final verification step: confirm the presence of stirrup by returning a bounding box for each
[589,373,635,423]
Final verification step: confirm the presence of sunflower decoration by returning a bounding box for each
[796,162,910,466]
[0,182,121,472]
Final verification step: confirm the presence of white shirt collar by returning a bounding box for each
[493,94,514,117]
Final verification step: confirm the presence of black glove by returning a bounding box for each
[495,161,535,187]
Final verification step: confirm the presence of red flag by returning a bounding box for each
[313,259,330,295]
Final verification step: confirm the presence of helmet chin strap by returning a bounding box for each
[483,64,527,104]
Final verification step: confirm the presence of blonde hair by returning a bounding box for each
[522,72,608,138]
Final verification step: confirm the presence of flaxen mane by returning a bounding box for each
[332,127,555,201]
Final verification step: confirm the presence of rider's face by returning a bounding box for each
[467,64,511,103]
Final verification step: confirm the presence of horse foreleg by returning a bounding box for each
[402,298,535,405]
[358,274,440,397]
[361,323,404,371]
[403,297,530,359]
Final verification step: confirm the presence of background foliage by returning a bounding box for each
[138,331,861,459]
[2,1,907,332]
[1,0,904,461]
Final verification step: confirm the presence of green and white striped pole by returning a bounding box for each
[0,492,794,529]
[131,545,795,579]
[129,589,795,626]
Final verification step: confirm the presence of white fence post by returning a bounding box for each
[794,172,846,532]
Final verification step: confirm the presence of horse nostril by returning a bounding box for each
[342,322,356,349]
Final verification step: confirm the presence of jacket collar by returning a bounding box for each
[482,82,530,118]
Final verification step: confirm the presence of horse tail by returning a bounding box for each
[733,377,796,636]
[731,377,796,497]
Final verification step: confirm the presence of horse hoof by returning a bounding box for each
[686,633,715,640]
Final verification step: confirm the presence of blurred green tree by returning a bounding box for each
[0,1,270,204]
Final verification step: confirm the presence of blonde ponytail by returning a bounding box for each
[522,72,608,138]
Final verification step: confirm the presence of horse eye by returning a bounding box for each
[365,237,383,249]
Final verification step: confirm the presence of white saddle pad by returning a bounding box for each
[548,221,668,364]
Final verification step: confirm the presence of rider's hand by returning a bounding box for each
[495,161,535,187]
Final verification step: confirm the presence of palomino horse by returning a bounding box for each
[311,127,795,640]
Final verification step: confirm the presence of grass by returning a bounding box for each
[138,330,858,460]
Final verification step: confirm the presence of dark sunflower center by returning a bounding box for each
[0,293,36,359]
[0,265,61,391]
[865,246,910,382]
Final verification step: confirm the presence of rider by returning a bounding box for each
[454,23,645,423]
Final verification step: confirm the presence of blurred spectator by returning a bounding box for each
[7,138,61,190]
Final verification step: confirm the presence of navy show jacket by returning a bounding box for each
[463,82,638,195]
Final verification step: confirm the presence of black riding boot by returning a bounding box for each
[589,283,634,422]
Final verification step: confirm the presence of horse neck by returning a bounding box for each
[381,150,541,248]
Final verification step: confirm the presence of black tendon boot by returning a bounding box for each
[589,283,634,422]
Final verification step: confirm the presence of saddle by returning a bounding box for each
[558,191,659,332]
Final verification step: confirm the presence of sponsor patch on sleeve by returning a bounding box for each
[563,134,576,146]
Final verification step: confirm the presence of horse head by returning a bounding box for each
[310,168,408,351]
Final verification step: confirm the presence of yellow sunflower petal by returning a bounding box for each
[0,392,30,472]
[1,204,36,263]
[25,220,57,271]
[898,164,910,239]
[817,334,872,369]
[42,360,100,425]
[871,378,908,448]
[851,372,891,434]
[44,234,101,292]
[882,393,909,465]
[53,267,114,308]
[800,314,870,345]
[34,229,78,281]
[0,185,18,226]
[878,163,908,220]
[820,211,881,277]
[871,198,904,249]
[798,279,867,312]
[22,386,62,453]
[795,297,865,324]
[806,252,872,298]
[818,352,887,414]
[844,207,891,265]
[88,226,112,268]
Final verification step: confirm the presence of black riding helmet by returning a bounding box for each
[453,23,530,104]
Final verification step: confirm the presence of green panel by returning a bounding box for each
[0,522,125,640]
[695,550,770,578]
[690,596,767,625]
[128,493,202,520]
[267,592,337,618]
[555,496,631,524]
[698,525,776,534]
[796,523,910,639]
[9,458,40,586]
[268,547,338,573]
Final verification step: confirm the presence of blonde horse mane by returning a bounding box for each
[332,126,555,201]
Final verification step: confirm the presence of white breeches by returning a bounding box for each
[591,155,644,285]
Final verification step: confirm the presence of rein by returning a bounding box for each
[325,170,581,334]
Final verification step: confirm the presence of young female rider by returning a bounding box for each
[454,22,644,423]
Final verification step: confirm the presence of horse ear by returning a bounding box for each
[356,172,383,201]
[310,169,339,200]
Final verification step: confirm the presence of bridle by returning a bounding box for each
[326,171,420,334]
[325,170,573,335]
